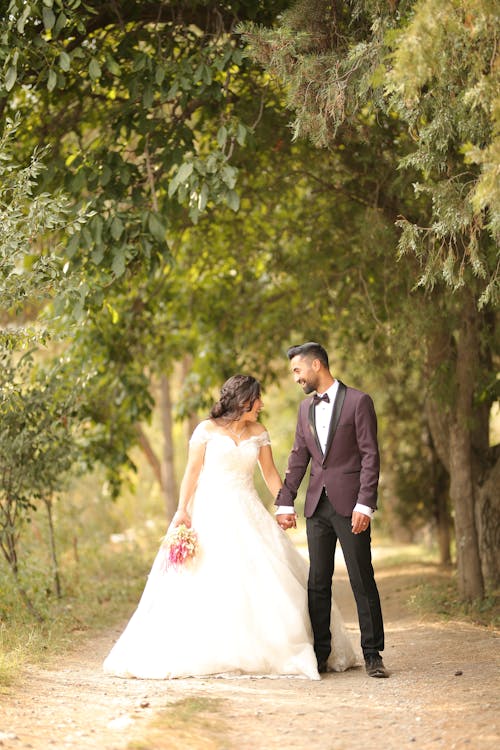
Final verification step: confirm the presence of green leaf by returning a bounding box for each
[53,12,68,38]
[236,123,247,146]
[119,165,130,186]
[155,65,166,85]
[110,216,124,241]
[65,233,80,259]
[42,7,56,31]
[193,64,204,84]
[100,165,112,186]
[111,250,126,278]
[5,66,17,92]
[167,80,179,98]
[106,55,121,77]
[89,58,101,81]
[148,213,166,243]
[47,69,57,92]
[176,162,194,183]
[91,245,104,264]
[71,169,86,191]
[231,48,244,66]
[225,190,240,212]
[198,183,209,212]
[17,6,31,34]
[59,51,71,72]
[188,205,200,224]
[142,82,153,108]
[91,215,104,245]
[221,164,237,189]
[202,65,212,86]
[217,126,228,149]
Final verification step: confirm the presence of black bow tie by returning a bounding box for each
[313,393,330,404]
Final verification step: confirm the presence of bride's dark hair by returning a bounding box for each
[210,375,261,420]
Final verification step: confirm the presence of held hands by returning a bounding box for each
[276,513,297,531]
[351,510,370,534]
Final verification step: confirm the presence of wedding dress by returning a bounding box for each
[103,425,357,680]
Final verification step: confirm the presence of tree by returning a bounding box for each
[1,0,490,597]
[243,0,499,598]
[0,0,295,514]
[0,117,92,612]
[0,115,88,344]
[0,349,86,616]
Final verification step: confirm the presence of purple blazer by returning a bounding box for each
[276,382,380,518]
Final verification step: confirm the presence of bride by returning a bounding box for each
[103,375,357,680]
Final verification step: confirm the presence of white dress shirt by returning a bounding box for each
[276,381,374,519]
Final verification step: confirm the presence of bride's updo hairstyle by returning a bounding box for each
[210,375,261,421]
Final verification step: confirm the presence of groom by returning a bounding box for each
[276,342,388,678]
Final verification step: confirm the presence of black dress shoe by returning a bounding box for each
[317,661,329,674]
[365,654,389,678]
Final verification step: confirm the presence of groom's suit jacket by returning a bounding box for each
[276,381,380,518]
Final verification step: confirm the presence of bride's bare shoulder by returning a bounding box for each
[248,423,269,437]
[198,418,218,432]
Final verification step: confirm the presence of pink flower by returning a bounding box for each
[161,525,198,572]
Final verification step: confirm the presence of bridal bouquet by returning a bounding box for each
[160,524,198,572]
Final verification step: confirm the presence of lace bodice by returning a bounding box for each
[190,421,271,492]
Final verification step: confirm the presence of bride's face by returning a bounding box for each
[244,396,263,421]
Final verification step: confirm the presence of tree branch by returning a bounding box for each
[135,424,163,487]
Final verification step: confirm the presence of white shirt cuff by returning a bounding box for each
[275,506,296,516]
[354,503,374,518]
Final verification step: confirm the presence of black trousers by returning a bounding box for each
[306,492,384,664]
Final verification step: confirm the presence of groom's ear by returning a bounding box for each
[311,358,322,372]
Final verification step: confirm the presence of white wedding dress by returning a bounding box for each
[103,425,357,680]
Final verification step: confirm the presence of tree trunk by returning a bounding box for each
[135,424,163,488]
[11,569,44,621]
[160,374,178,521]
[428,436,451,566]
[44,496,62,599]
[475,446,500,591]
[435,489,451,567]
[449,297,484,601]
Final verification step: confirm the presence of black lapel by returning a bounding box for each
[323,381,347,460]
[308,398,323,455]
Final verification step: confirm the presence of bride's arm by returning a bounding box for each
[171,441,206,528]
[258,444,283,499]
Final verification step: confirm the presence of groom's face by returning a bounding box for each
[290,355,320,394]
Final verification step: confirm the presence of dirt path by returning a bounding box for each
[1,556,498,750]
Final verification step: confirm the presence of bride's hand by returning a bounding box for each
[276,513,296,531]
[172,510,191,528]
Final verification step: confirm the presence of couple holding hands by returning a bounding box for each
[104,342,388,681]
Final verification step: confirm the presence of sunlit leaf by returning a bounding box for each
[5,66,17,92]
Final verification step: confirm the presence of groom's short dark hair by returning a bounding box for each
[287,342,329,369]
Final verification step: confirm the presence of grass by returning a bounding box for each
[0,528,160,689]
[407,574,499,628]
[127,697,230,750]
[0,464,171,690]
[373,542,499,628]
[370,541,500,628]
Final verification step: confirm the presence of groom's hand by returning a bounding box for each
[276,513,297,531]
[352,511,370,534]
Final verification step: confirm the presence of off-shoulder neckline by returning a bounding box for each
[195,422,269,448]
